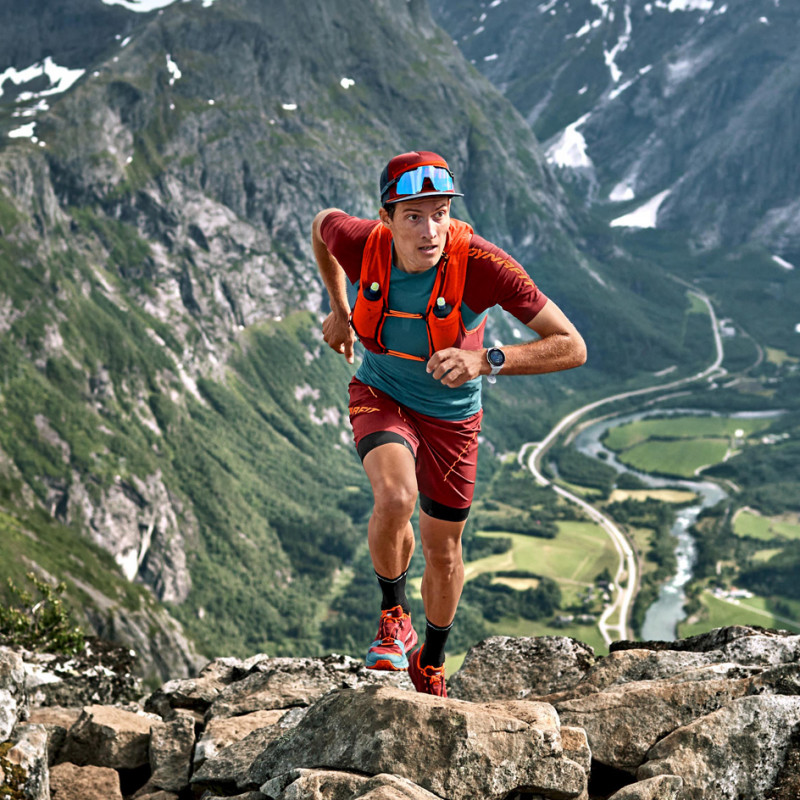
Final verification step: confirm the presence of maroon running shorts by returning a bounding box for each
[348,378,482,520]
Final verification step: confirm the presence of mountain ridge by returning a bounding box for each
[430,0,800,258]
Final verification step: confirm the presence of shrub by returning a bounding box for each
[0,572,85,654]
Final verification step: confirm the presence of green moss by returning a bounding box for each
[0,740,28,799]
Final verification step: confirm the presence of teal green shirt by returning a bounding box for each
[354,263,487,420]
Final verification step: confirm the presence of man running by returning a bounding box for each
[311,150,586,696]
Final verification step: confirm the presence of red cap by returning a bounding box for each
[379,150,464,205]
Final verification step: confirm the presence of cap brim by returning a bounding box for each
[384,190,464,205]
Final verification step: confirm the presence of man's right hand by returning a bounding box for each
[322,311,356,364]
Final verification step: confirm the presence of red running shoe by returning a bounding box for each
[407,645,447,697]
[365,605,418,671]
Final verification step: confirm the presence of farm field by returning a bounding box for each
[603,415,773,450]
[472,523,618,591]
[732,509,800,542]
[602,414,774,479]
[411,520,618,599]
[678,591,800,638]
[608,488,697,504]
[616,438,729,478]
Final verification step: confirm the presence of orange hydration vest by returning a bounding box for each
[350,219,474,361]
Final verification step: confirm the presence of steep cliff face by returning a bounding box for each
[430,0,800,258]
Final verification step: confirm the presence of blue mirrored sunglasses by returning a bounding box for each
[387,165,455,198]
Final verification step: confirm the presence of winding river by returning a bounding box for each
[571,408,766,640]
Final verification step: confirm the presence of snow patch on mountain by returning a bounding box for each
[102,0,176,9]
[546,114,593,169]
[8,122,37,140]
[609,181,636,202]
[772,255,795,271]
[574,20,598,37]
[609,77,635,99]
[604,2,632,82]
[610,189,671,228]
[166,54,182,86]
[0,57,84,100]
[101,0,217,11]
[664,0,715,11]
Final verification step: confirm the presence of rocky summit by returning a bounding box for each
[3,625,800,800]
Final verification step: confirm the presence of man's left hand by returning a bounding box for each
[426,348,486,388]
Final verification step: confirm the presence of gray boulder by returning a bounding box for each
[555,664,800,772]
[0,723,49,800]
[191,707,308,794]
[247,685,586,800]
[576,649,719,692]
[261,767,367,799]
[764,721,800,799]
[206,654,412,719]
[608,775,683,800]
[148,712,195,791]
[0,647,26,741]
[353,773,446,799]
[27,706,82,765]
[194,708,287,768]
[610,626,800,661]
[146,653,410,722]
[448,635,596,701]
[144,655,247,720]
[638,695,800,799]
[58,704,160,769]
[199,794,267,800]
[50,761,123,800]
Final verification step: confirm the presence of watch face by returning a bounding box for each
[488,348,505,367]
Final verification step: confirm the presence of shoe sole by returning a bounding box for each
[366,656,408,671]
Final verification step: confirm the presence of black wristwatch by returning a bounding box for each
[486,347,505,376]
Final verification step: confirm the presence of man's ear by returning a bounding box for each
[378,207,392,229]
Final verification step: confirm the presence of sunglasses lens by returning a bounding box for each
[395,165,454,197]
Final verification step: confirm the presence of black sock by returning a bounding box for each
[420,619,452,668]
[375,570,410,614]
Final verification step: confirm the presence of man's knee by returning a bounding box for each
[372,482,417,521]
[422,540,463,575]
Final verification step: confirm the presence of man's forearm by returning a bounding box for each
[312,209,350,317]
[489,331,586,376]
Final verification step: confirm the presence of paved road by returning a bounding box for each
[518,291,725,646]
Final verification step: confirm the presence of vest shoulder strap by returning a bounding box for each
[352,218,474,359]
